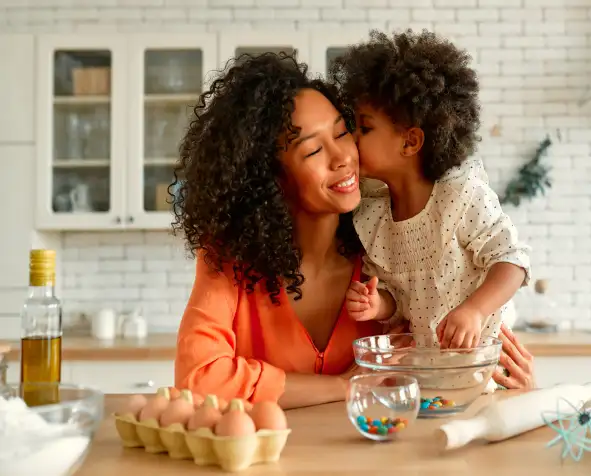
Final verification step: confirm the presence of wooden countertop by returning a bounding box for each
[78,392,590,475]
[2,330,591,362]
[513,330,591,357]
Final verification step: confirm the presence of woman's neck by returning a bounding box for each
[383,168,434,222]
[293,211,341,276]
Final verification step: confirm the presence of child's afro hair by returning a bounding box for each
[330,29,481,181]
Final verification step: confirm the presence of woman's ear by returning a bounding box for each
[401,127,424,157]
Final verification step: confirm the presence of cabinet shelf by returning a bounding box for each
[53,159,110,168]
[144,93,198,104]
[144,158,177,166]
[54,95,111,105]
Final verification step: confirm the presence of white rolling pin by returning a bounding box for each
[438,384,591,450]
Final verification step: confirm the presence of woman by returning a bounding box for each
[172,52,535,409]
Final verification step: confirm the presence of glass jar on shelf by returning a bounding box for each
[523,279,559,333]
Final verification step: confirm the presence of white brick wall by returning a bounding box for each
[2,0,589,332]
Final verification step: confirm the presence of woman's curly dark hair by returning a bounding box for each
[171,52,361,304]
[329,29,481,181]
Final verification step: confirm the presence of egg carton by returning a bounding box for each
[113,388,291,472]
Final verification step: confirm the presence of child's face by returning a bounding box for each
[354,104,423,181]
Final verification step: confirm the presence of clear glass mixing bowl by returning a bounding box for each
[0,382,104,476]
[353,333,502,417]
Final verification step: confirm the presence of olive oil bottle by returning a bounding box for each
[20,249,62,406]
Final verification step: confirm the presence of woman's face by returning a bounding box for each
[279,88,360,215]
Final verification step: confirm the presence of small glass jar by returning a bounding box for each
[524,279,559,333]
[0,344,9,387]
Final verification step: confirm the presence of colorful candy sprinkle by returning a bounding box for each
[421,397,456,410]
[355,416,409,437]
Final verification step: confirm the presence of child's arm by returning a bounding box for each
[462,262,526,319]
[437,263,525,348]
[346,277,396,321]
[437,178,531,349]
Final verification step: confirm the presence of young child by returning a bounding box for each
[331,29,531,350]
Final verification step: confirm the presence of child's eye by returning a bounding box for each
[359,126,372,134]
[335,130,349,139]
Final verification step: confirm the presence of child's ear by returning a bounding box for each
[401,127,424,157]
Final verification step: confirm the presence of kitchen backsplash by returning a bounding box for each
[60,231,194,332]
[3,0,590,332]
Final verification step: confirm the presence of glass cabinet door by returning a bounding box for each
[308,31,371,77]
[326,47,347,75]
[52,50,112,214]
[143,49,199,215]
[220,31,310,69]
[36,36,126,230]
[127,35,217,229]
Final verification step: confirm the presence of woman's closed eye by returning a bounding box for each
[304,130,351,158]
[358,125,372,135]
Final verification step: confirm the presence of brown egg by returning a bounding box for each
[192,393,205,408]
[139,395,170,422]
[159,397,195,428]
[121,394,148,419]
[218,397,229,413]
[214,399,256,437]
[168,387,181,400]
[187,399,222,431]
[249,401,287,430]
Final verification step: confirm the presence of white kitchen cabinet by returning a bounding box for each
[308,30,371,77]
[36,35,128,231]
[126,35,218,230]
[533,357,591,388]
[68,361,174,394]
[35,34,217,231]
[0,146,35,325]
[0,146,34,289]
[0,35,35,143]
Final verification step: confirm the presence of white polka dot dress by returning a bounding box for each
[354,158,531,391]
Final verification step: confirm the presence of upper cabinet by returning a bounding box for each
[127,35,217,230]
[37,36,127,230]
[35,30,376,231]
[35,34,216,231]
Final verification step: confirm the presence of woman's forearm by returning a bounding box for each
[278,373,347,410]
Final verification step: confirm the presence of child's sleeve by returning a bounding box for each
[457,180,531,286]
[174,252,286,403]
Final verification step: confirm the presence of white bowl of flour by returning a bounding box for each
[0,383,104,476]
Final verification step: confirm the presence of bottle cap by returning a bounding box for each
[29,249,56,286]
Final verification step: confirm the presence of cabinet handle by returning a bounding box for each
[133,380,155,388]
[115,216,122,224]
[127,216,134,224]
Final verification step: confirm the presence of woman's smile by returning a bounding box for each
[328,173,358,194]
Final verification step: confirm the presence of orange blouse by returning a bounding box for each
[175,254,380,403]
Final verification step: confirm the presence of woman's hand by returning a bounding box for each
[492,324,536,390]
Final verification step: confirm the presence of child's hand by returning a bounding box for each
[346,276,381,321]
[436,303,484,349]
